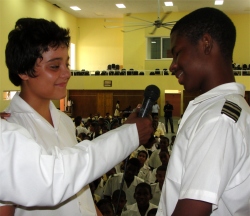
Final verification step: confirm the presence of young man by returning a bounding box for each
[157,7,250,216]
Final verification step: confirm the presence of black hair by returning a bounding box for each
[112,189,126,199]
[137,150,148,159]
[74,116,82,127]
[156,165,167,173]
[6,18,70,86]
[171,7,236,61]
[147,208,158,216]
[135,182,152,194]
[160,136,169,144]
[96,199,114,213]
[128,157,141,169]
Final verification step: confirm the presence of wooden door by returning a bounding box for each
[97,93,113,117]
[165,93,181,117]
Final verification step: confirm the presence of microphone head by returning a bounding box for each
[144,85,160,102]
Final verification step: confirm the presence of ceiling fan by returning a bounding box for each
[104,0,176,34]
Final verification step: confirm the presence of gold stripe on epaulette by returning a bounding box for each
[221,100,242,122]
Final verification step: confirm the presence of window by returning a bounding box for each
[147,37,173,59]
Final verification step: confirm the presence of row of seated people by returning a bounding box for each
[71,68,172,76]
[73,114,176,215]
[89,134,175,216]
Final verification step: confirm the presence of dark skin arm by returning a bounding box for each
[0,112,11,119]
[0,206,15,216]
[172,199,212,216]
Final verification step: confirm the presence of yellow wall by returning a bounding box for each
[0,0,77,110]
[0,0,250,113]
[76,18,123,71]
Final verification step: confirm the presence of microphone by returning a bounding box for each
[138,85,160,117]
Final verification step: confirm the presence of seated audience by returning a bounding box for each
[103,158,144,205]
[74,115,89,136]
[137,150,152,183]
[121,182,157,216]
[96,199,115,216]
[149,151,169,184]
[112,189,127,216]
[89,121,101,140]
[150,165,167,205]
[131,135,158,166]
[148,137,169,169]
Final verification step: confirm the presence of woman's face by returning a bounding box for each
[19,45,70,102]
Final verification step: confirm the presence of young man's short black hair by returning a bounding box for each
[112,189,126,199]
[6,18,70,86]
[171,7,236,61]
[135,182,152,194]
[128,157,141,169]
[156,165,167,173]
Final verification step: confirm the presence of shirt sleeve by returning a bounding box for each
[0,120,139,207]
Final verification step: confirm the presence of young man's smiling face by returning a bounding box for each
[169,31,208,92]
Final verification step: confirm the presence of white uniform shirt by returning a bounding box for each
[138,164,152,183]
[157,83,250,216]
[148,149,161,169]
[103,173,144,205]
[1,93,139,215]
[152,104,160,113]
[4,93,95,216]
[76,125,89,136]
[150,182,161,206]
[121,202,158,216]
[0,118,139,208]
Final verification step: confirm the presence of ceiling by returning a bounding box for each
[46,0,250,18]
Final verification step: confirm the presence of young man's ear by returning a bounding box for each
[18,73,29,81]
[202,33,213,55]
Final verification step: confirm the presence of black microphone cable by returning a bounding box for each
[114,84,160,215]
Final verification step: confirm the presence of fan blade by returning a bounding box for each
[162,21,177,25]
[161,11,172,22]
[150,26,158,35]
[162,26,172,30]
[104,24,154,29]
[122,25,153,33]
[104,19,122,23]
[126,13,153,24]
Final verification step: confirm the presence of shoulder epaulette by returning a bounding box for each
[221,100,242,122]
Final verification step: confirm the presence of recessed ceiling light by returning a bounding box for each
[116,4,126,8]
[164,2,174,6]
[151,41,156,43]
[215,0,224,5]
[70,6,81,11]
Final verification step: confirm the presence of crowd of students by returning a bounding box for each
[73,113,175,216]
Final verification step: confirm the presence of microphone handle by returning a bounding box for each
[138,99,154,118]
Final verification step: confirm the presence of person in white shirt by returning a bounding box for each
[121,182,157,216]
[103,158,144,205]
[151,102,160,119]
[157,7,250,216]
[1,18,153,216]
